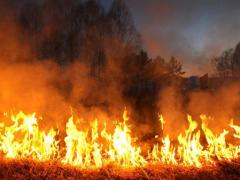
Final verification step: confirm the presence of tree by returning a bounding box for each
[212,48,234,77]
[37,0,106,66]
[211,41,240,77]
[18,1,43,35]
[167,57,185,76]
[150,56,184,77]
[232,42,240,76]
[108,0,141,51]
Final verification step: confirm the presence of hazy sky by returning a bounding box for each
[102,0,240,75]
[5,0,240,75]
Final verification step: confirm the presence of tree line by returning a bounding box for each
[212,42,240,77]
[3,0,185,134]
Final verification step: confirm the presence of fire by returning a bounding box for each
[63,110,146,168]
[0,112,59,160]
[0,110,239,169]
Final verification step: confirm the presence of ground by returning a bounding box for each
[0,158,240,179]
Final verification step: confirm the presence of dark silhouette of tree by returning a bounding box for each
[18,1,43,36]
[211,42,240,77]
[108,0,141,51]
[122,50,184,135]
[11,0,141,67]
[212,48,234,77]
[34,0,82,64]
[232,42,240,76]
[122,50,159,129]
[150,56,184,78]
[167,57,185,76]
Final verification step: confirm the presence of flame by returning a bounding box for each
[0,111,59,160]
[0,110,239,168]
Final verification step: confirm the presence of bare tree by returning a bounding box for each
[167,57,185,76]
[212,48,234,77]
[108,0,141,51]
[232,42,240,76]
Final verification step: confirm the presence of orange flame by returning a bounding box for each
[0,110,239,168]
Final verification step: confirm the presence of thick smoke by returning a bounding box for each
[0,0,159,134]
[158,80,240,138]
[126,0,240,75]
[0,0,240,140]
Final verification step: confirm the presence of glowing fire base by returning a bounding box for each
[0,110,239,169]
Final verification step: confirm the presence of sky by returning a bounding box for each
[102,0,240,75]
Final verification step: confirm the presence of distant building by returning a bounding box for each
[184,74,208,90]
[186,76,200,89]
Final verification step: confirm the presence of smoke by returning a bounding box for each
[125,0,240,75]
[156,80,240,138]
[187,82,240,132]
[158,84,187,137]
[0,0,240,141]
[0,0,151,135]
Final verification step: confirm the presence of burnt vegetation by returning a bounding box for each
[0,159,240,179]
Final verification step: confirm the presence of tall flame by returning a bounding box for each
[0,110,239,168]
[0,112,59,160]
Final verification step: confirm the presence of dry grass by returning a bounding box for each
[0,158,240,179]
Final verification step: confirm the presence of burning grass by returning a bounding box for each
[0,109,240,179]
[0,158,240,179]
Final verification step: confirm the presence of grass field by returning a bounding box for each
[0,158,240,179]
